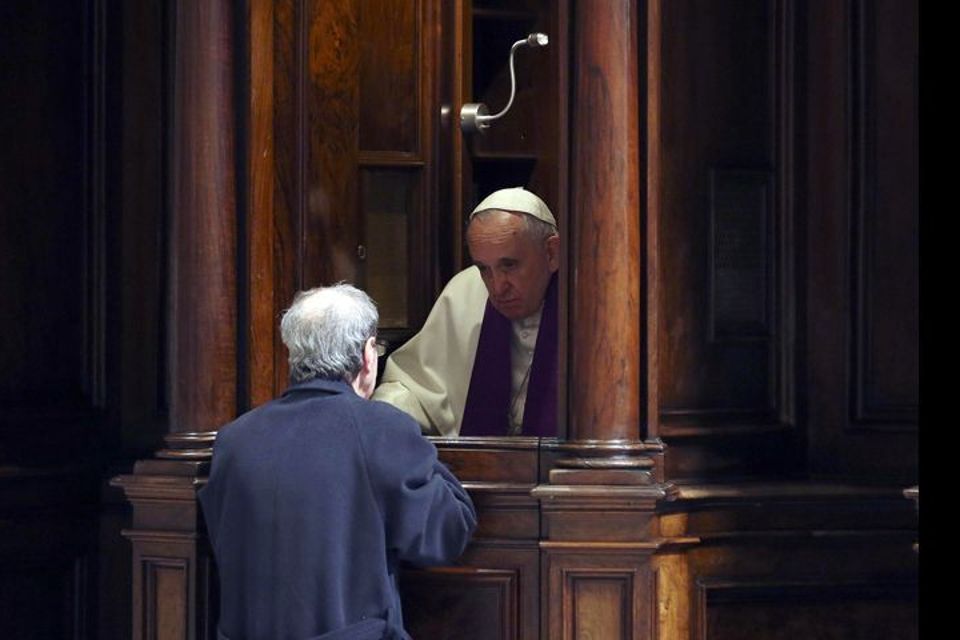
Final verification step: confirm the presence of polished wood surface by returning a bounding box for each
[667,482,918,640]
[0,0,101,462]
[803,0,918,480]
[168,0,239,433]
[268,0,442,361]
[246,0,280,408]
[114,3,241,638]
[404,437,542,640]
[644,0,663,441]
[656,0,790,449]
[1,1,110,636]
[569,0,643,442]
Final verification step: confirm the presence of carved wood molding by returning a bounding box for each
[112,457,214,640]
[847,0,919,431]
[402,566,520,639]
[694,576,919,640]
[656,0,797,439]
[155,431,218,460]
[542,548,659,640]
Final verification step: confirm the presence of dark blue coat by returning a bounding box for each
[198,378,477,640]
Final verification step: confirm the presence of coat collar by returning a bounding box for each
[282,377,355,397]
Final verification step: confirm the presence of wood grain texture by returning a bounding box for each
[697,580,917,640]
[402,563,525,640]
[358,0,419,153]
[167,0,239,432]
[804,0,918,480]
[849,0,919,427]
[302,0,360,288]
[644,0,663,440]
[0,0,103,462]
[271,0,304,393]
[543,551,655,640]
[569,0,642,441]
[247,0,279,408]
[403,438,541,639]
[656,0,782,426]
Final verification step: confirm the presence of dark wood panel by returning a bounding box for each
[401,565,520,640]
[668,482,919,640]
[699,580,918,640]
[247,0,281,407]
[803,0,919,479]
[851,0,919,428]
[0,556,92,639]
[657,0,785,424]
[0,467,100,639]
[269,0,440,352]
[662,428,802,481]
[271,0,305,394]
[401,535,539,639]
[0,1,165,638]
[0,1,99,422]
[302,0,360,288]
[436,440,540,484]
[358,0,420,153]
[543,549,655,640]
[113,0,169,454]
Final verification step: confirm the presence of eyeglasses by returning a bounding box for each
[374,339,388,357]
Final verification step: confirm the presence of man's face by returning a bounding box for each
[466,210,560,320]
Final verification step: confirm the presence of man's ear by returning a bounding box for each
[545,234,561,272]
[353,337,379,399]
[362,337,378,373]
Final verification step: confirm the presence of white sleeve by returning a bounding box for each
[372,267,488,437]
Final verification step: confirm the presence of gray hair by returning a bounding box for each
[468,209,559,244]
[280,283,379,383]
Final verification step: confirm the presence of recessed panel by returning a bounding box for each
[358,0,419,152]
[360,169,418,328]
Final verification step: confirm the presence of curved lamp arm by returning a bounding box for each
[460,33,549,134]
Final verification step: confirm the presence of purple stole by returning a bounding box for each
[460,274,558,437]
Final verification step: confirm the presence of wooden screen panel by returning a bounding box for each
[358,0,420,153]
[569,574,632,638]
[657,0,786,430]
[850,0,918,428]
[0,557,90,639]
[0,485,99,640]
[301,0,362,289]
[401,566,519,640]
[360,169,418,329]
[401,541,539,640]
[0,1,100,427]
[543,551,655,640]
[804,0,918,479]
[698,580,918,640]
[145,559,189,640]
[265,0,437,384]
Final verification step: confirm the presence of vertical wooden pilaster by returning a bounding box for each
[114,2,239,638]
[536,2,688,638]
[568,0,642,443]
[167,0,239,433]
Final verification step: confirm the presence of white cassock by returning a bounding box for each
[372,266,540,437]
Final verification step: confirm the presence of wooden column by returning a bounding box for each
[166,1,239,435]
[536,2,687,638]
[568,0,642,443]
[113,2,239,638]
